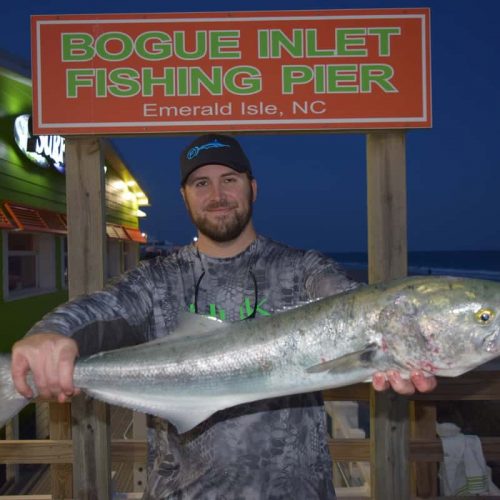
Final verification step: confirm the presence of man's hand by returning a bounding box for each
[372,370,437,395]
[11,333,79,403]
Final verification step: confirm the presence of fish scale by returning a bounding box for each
[1,276,500,433]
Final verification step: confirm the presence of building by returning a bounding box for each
[0,55,148,352]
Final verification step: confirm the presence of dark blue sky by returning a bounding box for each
[2,0,499,252]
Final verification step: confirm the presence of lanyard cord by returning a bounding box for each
[193,246,258,319]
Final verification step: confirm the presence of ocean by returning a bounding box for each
[329,250,500,282]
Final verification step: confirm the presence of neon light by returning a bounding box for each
[13,114,66,174]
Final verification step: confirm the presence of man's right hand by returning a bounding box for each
[11,333,79,403]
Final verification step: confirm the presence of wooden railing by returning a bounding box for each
[325,369,500,459]
[1,370,500,498]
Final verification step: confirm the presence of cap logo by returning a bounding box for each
[187,139,230,160]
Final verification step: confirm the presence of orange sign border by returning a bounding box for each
[31,9,432,135]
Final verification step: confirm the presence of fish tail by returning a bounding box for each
[0,353,30,429]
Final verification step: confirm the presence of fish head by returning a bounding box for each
[376,276,500,377]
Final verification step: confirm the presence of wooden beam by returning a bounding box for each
[411,371,500,401]
[0,439,146,464]
[65,137,111,499]
[65,137,107,294]
[49,402,72,498]
[366,131,407,284]
[5,415,19,484]
[323,386,370,401]
[330,437,500,463]
[132,412,147,492]
[4,436,500,465]
[366,130,410,500]
[324,371,500,402]
[412,402,438,497]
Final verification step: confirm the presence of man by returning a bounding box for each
[11,134,436,499]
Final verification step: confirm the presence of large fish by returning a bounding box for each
[1,276,500,433]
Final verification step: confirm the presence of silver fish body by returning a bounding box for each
[1,276,500,433]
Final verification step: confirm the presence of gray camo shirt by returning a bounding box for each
[28,236,357,499]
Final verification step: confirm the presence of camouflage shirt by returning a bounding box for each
[29,236,357,499]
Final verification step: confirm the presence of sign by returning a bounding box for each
[14,114,66,173]
[31,9,431,135]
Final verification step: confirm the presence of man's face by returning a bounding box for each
[182,164,257,242]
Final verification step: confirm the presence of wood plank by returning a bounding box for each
[412,371,500,401]
[65,137,107,295]
[329,439,370,462]
[371,390,411,499]
[366,130,410,500]
[3,436,500,465]
[412,402,438,497]
[323,370,500,402]
[0,440,146,464]
[366,131,407,284]
[331,437,500,463]
[132,411,147,492]
[323,385,370,401]
[5,415,19,484]
[111,439,147,462]
[71,396,111,499]
[0,441,73,463]
[49,402,72,499]
[0,496,52,499]
[65,137,111,499]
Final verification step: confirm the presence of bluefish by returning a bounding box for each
[1,276,499,433]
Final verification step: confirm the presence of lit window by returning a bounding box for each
[107,239,123,278]
[3,231,56,299]
[8,233,37,292]
[123,241,138,271]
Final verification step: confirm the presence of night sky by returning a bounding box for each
[1,0,499,253]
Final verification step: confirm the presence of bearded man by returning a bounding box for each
[11,134,436,499]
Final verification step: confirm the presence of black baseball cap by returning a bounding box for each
[180,134,252,185]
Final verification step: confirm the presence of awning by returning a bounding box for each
[106,223,130,240]
[0,207,15,229]
[3,202,144,242]
[124,227,147,243]
[3,201,67,234]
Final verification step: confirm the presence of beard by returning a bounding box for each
[187,186,254,243]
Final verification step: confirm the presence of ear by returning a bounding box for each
[180,186,187,206]
[251,178,257,202]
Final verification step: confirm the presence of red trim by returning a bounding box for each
[39,210,67,234]
[4,202,67,234]
[124,227,147,243]
[0,207,14,229]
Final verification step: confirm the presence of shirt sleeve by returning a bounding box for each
[26,260,159,356]
[302,250,360,300]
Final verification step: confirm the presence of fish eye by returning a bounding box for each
[476,308,494,324]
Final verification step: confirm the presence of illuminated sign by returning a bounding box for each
[13,114,65,173]
[31,9,432,135]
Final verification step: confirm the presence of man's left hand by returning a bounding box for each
[372,371,437,395]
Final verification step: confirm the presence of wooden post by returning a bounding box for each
[65,137,112,499]
[49,402,72,498]
[367,131,407,284]
[133,412,147,492]
[412,402,438,497]
[5,416,19,484]
[366,131,410,499]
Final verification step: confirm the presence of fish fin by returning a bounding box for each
[0,354,31,428]
[170,312,226,338]
[83,386,228,434]
[306,343,379,374]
